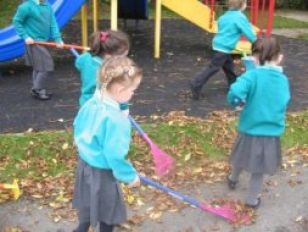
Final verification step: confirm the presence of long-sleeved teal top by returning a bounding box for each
[73,93,137,183]
[13,0,62,42]
[213,10,256,53]
[227,64,290,136]
[75,52,103,106]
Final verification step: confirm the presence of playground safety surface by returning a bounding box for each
[0,19,308,133]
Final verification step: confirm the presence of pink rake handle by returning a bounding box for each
[128,116,174,176]
[140,175,236,221]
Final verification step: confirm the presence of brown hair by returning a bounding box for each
[258,37,281,65]
[90,30,130,57]
[251,37,263,56]
[228,0,246,9]
[99,56,142,90]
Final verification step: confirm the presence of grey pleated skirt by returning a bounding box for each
[72,158,127,227]
[25,45,54,72]
[230,133,281,175]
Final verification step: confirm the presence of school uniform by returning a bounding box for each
[13,0,62,98]
[191,9,256,97]
[227,64,290,205]
[73,94,137,227]
[75,52,103,106]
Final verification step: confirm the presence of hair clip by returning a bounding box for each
[100,32,109,42]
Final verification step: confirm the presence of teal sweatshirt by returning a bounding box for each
[13,0,62,42]
[227,65,290,136]
[213,10,256,53]
[75,52,103,106]
[73,94,137,183]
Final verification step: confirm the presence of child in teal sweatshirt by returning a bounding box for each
[73,56,142,232]
[13,0,63,100]
[227,37,290,208]
[190,0,256,100]
[75,30,130,107]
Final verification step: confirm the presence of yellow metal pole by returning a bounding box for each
[81,4,88,48]
[154,0,162,58]
[92,0,98,32]
[111,0,118,30]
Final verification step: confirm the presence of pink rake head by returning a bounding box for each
[143,134,175,177]
[201,202,254,224]
[200,203,236,222]
[151,143,175,177]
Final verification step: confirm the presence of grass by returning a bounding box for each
[273,15,308,29]
[0,0,19,28]
[0,112,307,182]
[297,33,308,40]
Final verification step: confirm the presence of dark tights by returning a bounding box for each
[74,221,113,232]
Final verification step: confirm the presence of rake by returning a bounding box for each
[140,175,236,222]
[34,41,90,51]
[129,116,175,177]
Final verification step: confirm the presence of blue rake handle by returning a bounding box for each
[140,175,200,206]
[139,175,235,221]
[70,48,79,57]
[128,115,153,145]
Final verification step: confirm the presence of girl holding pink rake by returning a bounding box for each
[227,37,290,208]
[72,56,142,232]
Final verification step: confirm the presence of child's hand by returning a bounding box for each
[25,37,34,45]
[56,41,64,48]
[128,176,140,188]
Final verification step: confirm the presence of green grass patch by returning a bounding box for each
[0,111,307,183]
[282,112,308,149]
[0,130,75,181]
[273,15,308,29]
[297,33,308,40]
[0,0,19,28]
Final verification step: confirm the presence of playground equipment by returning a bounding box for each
[0,0,275,61]
[0,0,86,62]
[0,179,22,200]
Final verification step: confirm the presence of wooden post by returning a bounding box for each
[81,4,88,47]
[111,0,118,30]
[92,0,99,32]
[154,0,162,58]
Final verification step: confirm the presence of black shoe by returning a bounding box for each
[190,83,201,100]
[245,198,261,209]
[31,89,51,100]
[227,176,237,190]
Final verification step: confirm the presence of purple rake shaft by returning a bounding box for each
[140,175,236,221]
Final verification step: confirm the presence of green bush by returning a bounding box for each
[276,0,308,9]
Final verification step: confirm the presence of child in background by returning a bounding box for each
[75,30,130,106]
[190,0,256,100]
[73,56,142,232]
[13,0,64,100]
[226,37,290,208]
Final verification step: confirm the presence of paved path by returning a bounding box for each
[0,165,307,231]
